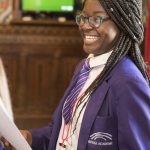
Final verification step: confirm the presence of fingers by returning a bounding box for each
[0,137,16,150]
[20,130,32,146]
[21,130,28,139]
[3,141,15,150]
[0,130,32,150]
[0,139,5,149]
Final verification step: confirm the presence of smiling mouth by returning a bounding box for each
[84,35,100,45]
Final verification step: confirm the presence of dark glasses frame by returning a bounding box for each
[76,15,110,28]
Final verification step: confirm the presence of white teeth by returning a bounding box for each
[85,36,98,39]
[84,35,99,44]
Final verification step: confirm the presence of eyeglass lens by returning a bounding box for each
[76,15,109,28]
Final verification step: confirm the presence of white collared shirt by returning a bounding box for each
[56,51,112,150]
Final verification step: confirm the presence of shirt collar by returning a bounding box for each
[87,51,112,68]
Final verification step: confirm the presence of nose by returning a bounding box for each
[80,21,93,30]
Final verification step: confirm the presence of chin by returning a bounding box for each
[83,45,93,54]
[83,44,101,55]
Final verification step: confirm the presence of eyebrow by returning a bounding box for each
[82,10,106,15]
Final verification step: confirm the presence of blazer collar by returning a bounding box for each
[77,80,110,150]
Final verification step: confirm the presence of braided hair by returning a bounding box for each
[84,0,150,92]
[99,0,149,83]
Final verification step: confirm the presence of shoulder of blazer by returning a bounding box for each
[106,56,146,83]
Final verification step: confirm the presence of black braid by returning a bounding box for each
[101,0,144,43]
[92,0,149,86]
[99,0,149,83]
[72,100,89,134]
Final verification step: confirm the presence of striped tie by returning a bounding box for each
[63,60,91,124]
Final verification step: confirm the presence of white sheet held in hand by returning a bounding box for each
[0,99,32,150]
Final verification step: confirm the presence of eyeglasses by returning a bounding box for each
[76,15,110,28]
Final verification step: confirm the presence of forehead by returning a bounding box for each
[83,0,106,14]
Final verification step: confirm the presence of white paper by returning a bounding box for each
[0,58,13,121]
[0,100,32,150]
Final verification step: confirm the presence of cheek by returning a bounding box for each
[100,22,120,41]
[108,28,119,41]
[97,28,109,45]
[109,22,120,39]
[103,26,120,46]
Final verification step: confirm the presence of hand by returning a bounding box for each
[0,130,32,150]
[0,136,15,150]
[20,130,32,146]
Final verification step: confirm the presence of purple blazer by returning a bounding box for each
[30,56,150,150]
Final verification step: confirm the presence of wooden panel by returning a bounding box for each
[57,57,81,94]
[0,24,84,129]
[25,54,57,110]
[0,51,19,108]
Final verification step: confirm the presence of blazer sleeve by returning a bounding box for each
[114,76,150,150]
[30,123,53,150]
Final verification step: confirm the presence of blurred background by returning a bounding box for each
[0,0,149,129]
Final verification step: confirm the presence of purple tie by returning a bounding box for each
[63,60,91,124]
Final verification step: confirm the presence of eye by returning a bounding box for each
[89,16,101,27]
[76,15,81,24]
[98,16,105,23]
[76,15,86,26]
[94,16,101,24]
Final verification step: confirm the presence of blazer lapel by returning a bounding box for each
[77,80,110,150]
